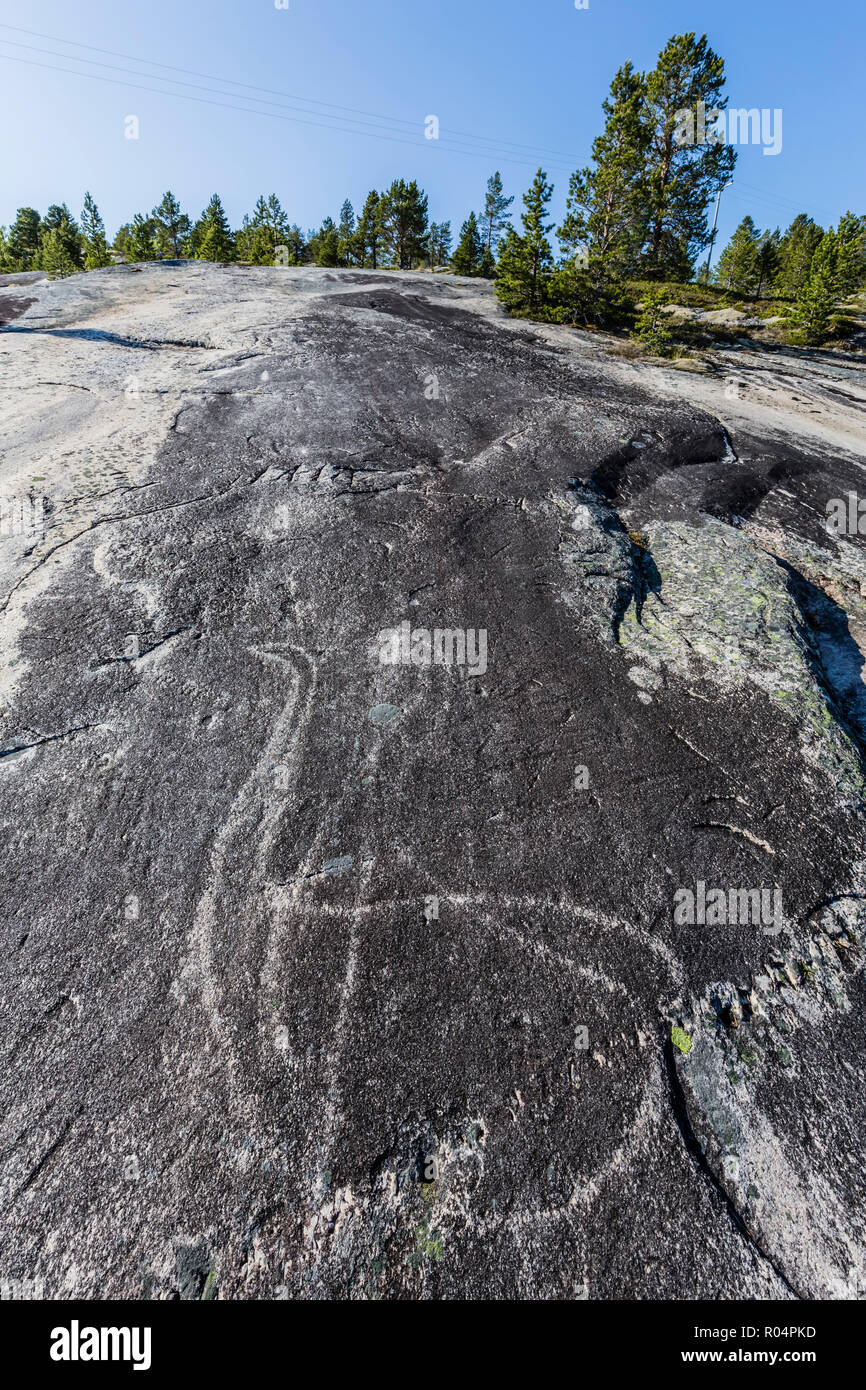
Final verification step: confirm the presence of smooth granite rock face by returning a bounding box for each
[1,263,865,1299]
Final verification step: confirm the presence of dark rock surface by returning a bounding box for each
[1,264,864,1299]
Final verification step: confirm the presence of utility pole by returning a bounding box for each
[705,180,733,281]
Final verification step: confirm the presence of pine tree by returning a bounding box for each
[42,204,78,234]
[266,194,289,246]
[834,211,866,295]
[283,225,306,265]
[236,195,290,264]
[152,191,190,259]
[379,179,428,269]
[426,221,452,271]
[436,221,452,269]
[235,214,257,264]
[309,216,340,267]
[754,228,780,299]
[6,208,42,270]
[479,172,514,271]
[451,212,483,276]
[775,214,823,297]
[558,63,648,276]
[235,197,272,264]
[112,223,133,259]
[354,190,382,268]
[714,216,760,295]
[337,200,356,267]
[37,205,82,270]
[630,288,674,354]
[494,169,555,312]
[126,213,159,262]
[523,169,555,302]
[495,228,529,310]
[790,230,839,343]
[35,227,80,277]
[641,33,737,277]
[81,192,111,269]
[251,195,270,228]
[195,195,235,262]
[236,214,270,265]
[547,252,624,327]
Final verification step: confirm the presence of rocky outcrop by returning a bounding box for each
[0,264,864,1299]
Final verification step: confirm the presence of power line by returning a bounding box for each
[730,177,840,222]
[0,49,581,178]
[2,23,845,234]
[0,22,580,165]
[726,184,838,227]
[0,36,552,162]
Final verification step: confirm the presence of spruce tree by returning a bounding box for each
[127,213,159,262]
[495,227,530,310]
[523,169,555,303]
[152,191,191,258]
[790,230,839,343]
[641,33,737,276]
[337,200,356,267]
[494,169,554,312]
[452,212,483,276]
[775,214,824,296]
[251,195,270,228]
[42,204,78,234]
[283,225,306,265]
[309,216,340,267]
[35,227,80,277]
[81,192,112,269]
[113,223,133,260]
[266,194,289,246]
[754,228,781,299]
[355,190,382,268]
[236,213,272,265]
[195,195,235,262]
[714,216,760,295]
[37,205,82,270]
[6,208,42,270]
[834,211,866,295]
[235,195,284,264]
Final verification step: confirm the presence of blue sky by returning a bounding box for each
[1,0,863,254]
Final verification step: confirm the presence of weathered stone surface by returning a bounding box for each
[1,264,864,1299]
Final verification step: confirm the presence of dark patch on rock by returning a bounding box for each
[0,264,863,1300]
[0,294,36,326]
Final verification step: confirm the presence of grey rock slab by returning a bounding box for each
[0,264,864,1300]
